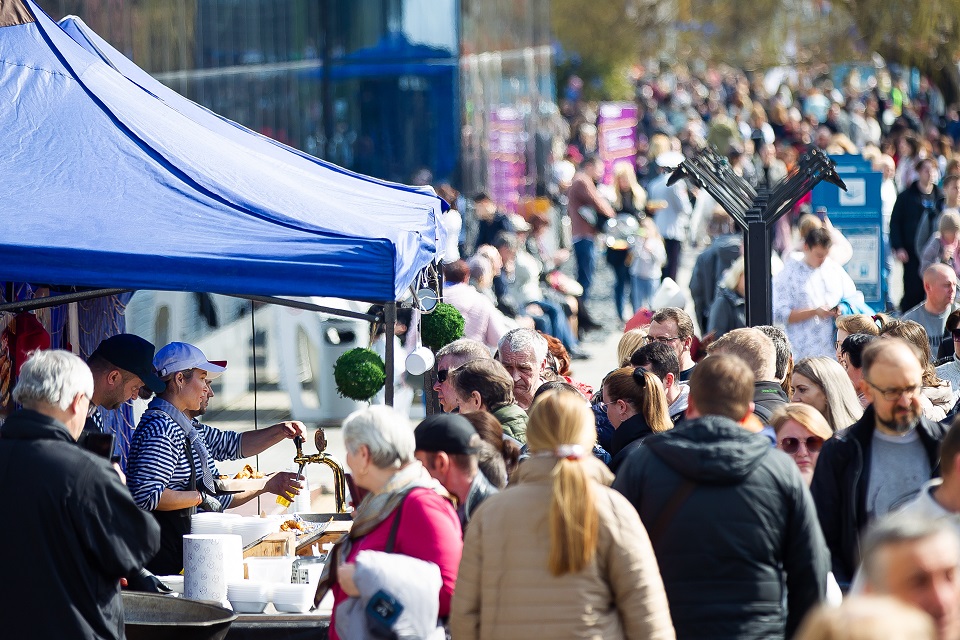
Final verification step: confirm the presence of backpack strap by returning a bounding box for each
[648,479,697,546]
[384,492,409,554]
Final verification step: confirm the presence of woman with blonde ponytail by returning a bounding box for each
[450,390,675,640]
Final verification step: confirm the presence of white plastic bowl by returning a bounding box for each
[229,600,268,614]
[271,583,313,613]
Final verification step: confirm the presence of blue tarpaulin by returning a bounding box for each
[0,0,445,302]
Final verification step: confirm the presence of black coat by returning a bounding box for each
[707,286,746,338]
[809,406,946,588]
[753,380,790,424]
[607,413,655,474]
[689,233,742,331]
[613,416,828,640]
[0,410,160,639]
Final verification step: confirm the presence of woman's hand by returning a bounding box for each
[815,306,840,319]
[895,248,910,263]
[263,472,303,498]
[338,563,360,597]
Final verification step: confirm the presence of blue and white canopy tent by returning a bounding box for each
[0,0,447,413]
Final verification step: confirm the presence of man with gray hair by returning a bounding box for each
[860,514,960,640]
[496,328,548,410]
[709,327,789,426]
[432,338,492,413]
[0,350,160,639]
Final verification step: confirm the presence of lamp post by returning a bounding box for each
[668,147,846,326]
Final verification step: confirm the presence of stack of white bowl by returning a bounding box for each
[226,581,269,614]
[232,517,277,547]
[271,584,314,613]
[190,512,242,535]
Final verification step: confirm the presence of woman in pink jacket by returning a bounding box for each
[314,406,462,639]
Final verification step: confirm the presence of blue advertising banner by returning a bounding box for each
[811,157,885,310]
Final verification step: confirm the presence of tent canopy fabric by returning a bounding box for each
[0,0,446,302]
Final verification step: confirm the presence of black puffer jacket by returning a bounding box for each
[809,406,946,589]
[613,416,828,640]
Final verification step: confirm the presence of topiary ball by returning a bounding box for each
[333,347,386,401]
[421,302,465,352]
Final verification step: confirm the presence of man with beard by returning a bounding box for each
[83,334,166,464]
[811,338,948,591]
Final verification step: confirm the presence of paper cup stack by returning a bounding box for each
[183,534,244,606]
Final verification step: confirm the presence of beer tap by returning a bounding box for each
[292,429,348,513]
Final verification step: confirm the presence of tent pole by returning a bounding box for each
[0,288,132,314]
[221,293,379,322]
[384,301,396,407]
[67,302,81,355]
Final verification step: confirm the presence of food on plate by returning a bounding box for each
[280,519,305,532]
[234,464,265,480]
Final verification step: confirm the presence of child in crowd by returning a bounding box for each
[629,216,666,312]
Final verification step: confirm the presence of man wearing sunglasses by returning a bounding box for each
[431,339,492,413]
[811,338,949,592]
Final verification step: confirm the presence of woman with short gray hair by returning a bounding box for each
[317,406,462,639]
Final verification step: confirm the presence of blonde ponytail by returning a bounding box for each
[527,390,600,576]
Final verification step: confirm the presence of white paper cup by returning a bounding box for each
[405,346,435,376]
[183,534,243,606]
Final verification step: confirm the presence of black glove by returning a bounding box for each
[124,568,172,593]
[199,493,223,513]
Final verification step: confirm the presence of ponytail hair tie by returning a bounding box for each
[555,444,584,460]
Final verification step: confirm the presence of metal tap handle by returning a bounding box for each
[293,435,304,457]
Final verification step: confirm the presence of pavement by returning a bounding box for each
[204,237,703,516]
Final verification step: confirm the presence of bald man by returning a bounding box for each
[902,264,960,358]
[811,339,949,590]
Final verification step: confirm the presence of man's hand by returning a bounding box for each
[263,472,303,499]
[271,421,305,439]
[895,248,910,263]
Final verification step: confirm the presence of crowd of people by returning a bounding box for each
[12,62,960,639]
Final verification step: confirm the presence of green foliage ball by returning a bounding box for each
[333,348,386,401]
[421,302,465,352]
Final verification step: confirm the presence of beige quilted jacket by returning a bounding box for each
[450,456,675,640]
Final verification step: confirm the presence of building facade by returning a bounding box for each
[39,0,554,202]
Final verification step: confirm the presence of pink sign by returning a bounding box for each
[487,107,525,213]
[597,102,638,184]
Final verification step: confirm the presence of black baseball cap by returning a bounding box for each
[91,334,166,393]
[414,414,479,455]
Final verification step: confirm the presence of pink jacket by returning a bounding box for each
[330,487,463,639]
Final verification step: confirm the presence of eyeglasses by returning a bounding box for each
[434,368,449,383]
[863,379,923,401]
[779,436,824,455]
[647,335,681,344]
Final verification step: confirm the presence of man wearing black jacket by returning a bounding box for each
[891,158,943,311]
[708,327,789,425]
[0,350,160,639]
[613,355,828,639]
[811,338,948,591]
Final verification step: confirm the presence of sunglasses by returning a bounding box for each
[779,436,824,455]
[434,368,449,383]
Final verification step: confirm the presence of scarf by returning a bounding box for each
[146,397,217,494]
[313,461,437,607]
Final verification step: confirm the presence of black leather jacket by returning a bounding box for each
[459,471,498,532]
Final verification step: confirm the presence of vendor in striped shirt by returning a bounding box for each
[126,342,304,575]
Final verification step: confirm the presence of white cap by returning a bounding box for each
[655,151,685,168]
[154,342,227,379]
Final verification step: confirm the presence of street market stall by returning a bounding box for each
[0,0,446,635]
